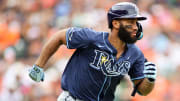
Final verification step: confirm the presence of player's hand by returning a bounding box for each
[143,62,157,82]
[29,64,44,82]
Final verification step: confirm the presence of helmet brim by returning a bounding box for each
[112,15,147,21]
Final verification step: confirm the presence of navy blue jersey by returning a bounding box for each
[61,27,145,101]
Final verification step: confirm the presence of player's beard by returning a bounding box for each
[118,24,138,44]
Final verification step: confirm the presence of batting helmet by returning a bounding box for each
[108,2,147,28]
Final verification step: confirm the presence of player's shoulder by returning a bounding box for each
[69,27,102,34]
[127,44,143,55]
[68,27,105,38]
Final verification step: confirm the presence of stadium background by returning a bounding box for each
[0,0,180,101]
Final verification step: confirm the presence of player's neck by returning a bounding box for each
[108,29,126,52]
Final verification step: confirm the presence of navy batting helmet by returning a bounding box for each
[108,2,147,28]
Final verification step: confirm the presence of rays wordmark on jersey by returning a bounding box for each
[90,50,131,76]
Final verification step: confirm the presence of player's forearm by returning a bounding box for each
[137,78,155,96]
[35,36,63,68]
[35,29,67,68]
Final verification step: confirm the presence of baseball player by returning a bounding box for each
[29,2,157,101]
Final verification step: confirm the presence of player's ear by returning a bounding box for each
[112,20,120,29]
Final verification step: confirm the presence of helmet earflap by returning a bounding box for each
[136,22,143,40]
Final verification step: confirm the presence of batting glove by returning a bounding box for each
[143,62,157,82]
[29,64,44,82]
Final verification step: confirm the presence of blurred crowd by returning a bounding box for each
[0,0,180,101]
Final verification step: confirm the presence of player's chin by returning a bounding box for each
[130,35,137,40]
[127,37,137,44]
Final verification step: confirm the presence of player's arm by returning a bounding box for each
[29,29,67,82]
[133,78,154,96]
[132,62,157,96]
[35,29,67,68]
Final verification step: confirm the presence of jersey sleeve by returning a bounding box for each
[66,27,96,49]
[128,52,145,81]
